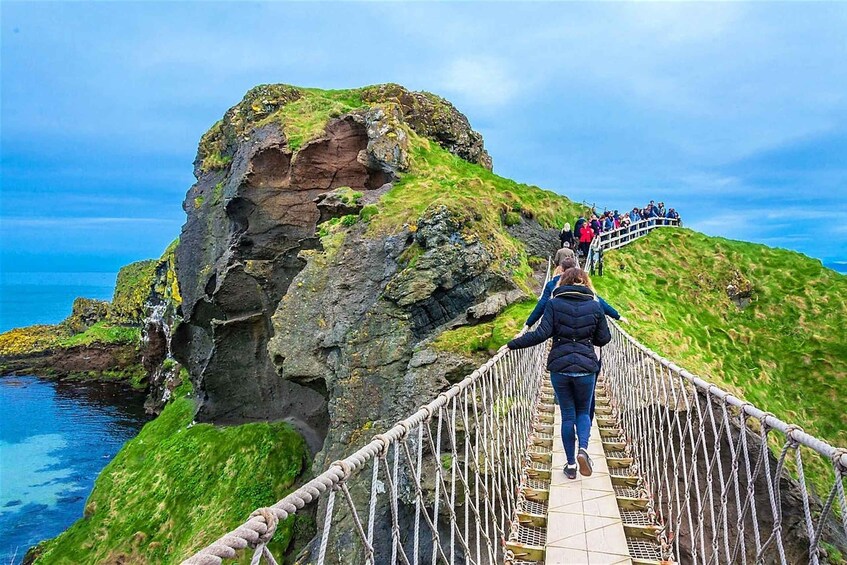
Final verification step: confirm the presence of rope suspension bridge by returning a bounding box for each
[183,218,847,565]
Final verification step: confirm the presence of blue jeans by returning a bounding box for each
[551,372,597,465]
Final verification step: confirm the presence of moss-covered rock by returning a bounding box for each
[0,242,183,393]
[110,259,158,323]
[0,325,64,357]
[62,297,111,334]
[193,83,492,180]
[361,83,493,169]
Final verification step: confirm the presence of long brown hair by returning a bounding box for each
[558,267,594,291]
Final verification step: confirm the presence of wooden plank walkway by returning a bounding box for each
[544,405,633,565]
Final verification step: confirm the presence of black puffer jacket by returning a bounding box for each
[507,285,611,374]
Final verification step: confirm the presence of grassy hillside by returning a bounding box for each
[359,131,581,295]
[32,381,310,564]
[592,228,846,490]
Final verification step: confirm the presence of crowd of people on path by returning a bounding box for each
[557,200,681,259]
[503,200,680,480]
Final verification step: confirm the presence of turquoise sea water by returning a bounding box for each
[0,273,146,561]
[0,376,148,563]
[0,272,117,333]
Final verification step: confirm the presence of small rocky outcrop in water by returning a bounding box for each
[0,260,159,386]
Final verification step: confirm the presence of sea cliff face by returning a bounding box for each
[171,84,509,453]
[165,83,579,561]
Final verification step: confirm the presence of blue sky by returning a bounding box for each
[2,2,846,274]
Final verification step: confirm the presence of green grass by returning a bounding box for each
[0,324,64,356]
[0,321,139,357]
[34,380,309,564]
[201,151,232,171]
[593,228,847,496]
[263,88,366,151]
[359,204,379,223]
[368,134,582,292]
[59,321,140,348]
[433,300,536,356]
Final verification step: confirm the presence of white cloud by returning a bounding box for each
[439,57,520,108]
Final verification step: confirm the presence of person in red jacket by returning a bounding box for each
[578,223,594,258]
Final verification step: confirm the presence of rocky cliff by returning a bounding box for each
[171,84,573,458]
[0,243,185,405]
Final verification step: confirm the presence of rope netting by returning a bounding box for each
[603,321,847,565]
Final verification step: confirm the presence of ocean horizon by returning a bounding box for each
[0,272,118,333]
[825,261,847,274]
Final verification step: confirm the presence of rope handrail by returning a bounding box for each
[604,318,847,564]
[609,318,847,471]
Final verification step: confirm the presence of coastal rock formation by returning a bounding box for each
[0,248,185,403]
[171,85,499,455]
[168,84,533,561]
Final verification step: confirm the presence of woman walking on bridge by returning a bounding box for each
[506,268,611,479]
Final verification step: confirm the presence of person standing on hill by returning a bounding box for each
[574,216,587,242]
[590,215,602,235]
[589,237,604,276]
[507,267,612,479]
[629,207,640,224]
[559,222,573,249]
[579,222,594,257]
